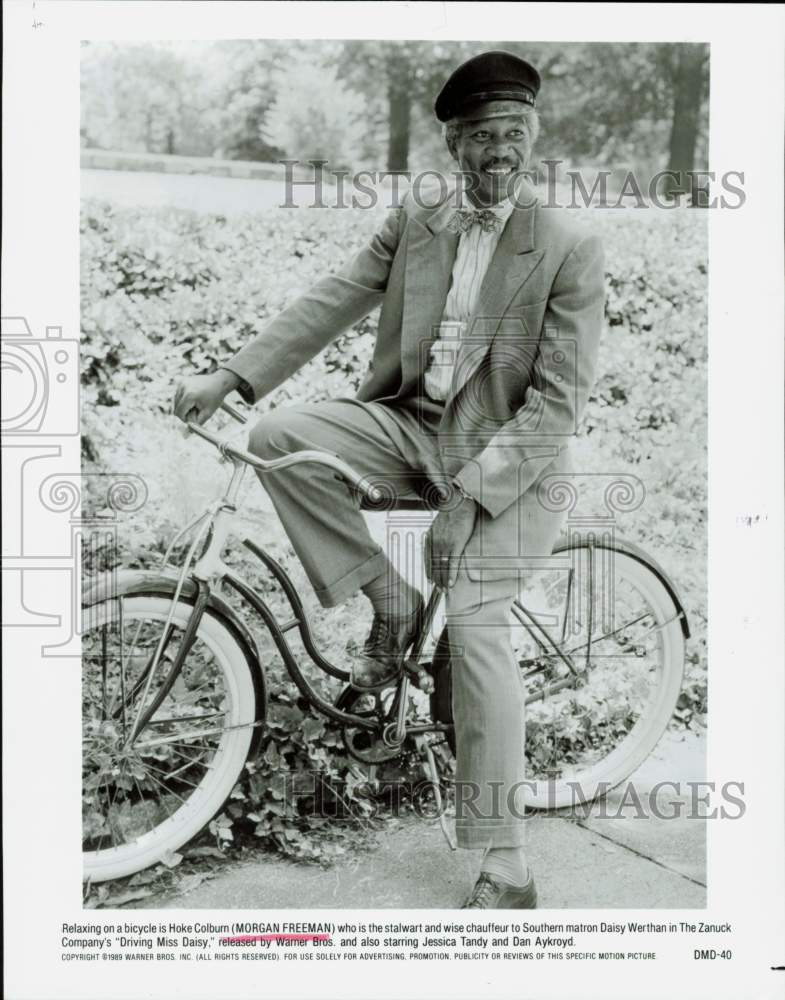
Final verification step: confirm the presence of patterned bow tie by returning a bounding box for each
[447,208,503,235]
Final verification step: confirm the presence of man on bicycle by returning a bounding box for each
[174,50,605,909]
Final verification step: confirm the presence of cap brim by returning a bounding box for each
[452,98,534,123]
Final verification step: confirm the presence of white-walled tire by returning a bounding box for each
[431,547,686,810]
[516,548,686,808]
[82,594,260,883]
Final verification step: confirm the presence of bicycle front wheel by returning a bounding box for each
[82,592,262,883]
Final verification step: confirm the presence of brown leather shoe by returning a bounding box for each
[350,600,424,691]
[461,871,538,909]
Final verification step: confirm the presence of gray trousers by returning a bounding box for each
[248,395,552,849]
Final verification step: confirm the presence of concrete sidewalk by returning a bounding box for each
[132,732,706,910]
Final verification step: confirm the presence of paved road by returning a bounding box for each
[82,168,287,215]
[129,732,706,910]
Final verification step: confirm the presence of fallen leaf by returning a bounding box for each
[184,846,226,860]
[177,873,208,894]
[160,849,183,869]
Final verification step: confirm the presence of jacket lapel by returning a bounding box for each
[450,197,545,397]
[399,198,459,389]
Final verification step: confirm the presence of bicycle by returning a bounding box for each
[82,401,690,884]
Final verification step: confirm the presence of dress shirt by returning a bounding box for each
[423,195,516,401]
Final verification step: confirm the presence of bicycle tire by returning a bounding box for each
[82,592,261,883]
[433,547,686,809]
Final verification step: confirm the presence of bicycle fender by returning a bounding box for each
[82,569,267,750]
[552,534,691,639]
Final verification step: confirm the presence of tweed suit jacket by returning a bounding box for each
[223,179,605,580]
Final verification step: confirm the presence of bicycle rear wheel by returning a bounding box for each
[435,546,686,809]
[82,593,261,883]
[518,546,685,806]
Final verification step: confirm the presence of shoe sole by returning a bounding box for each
[462,879,538,909]
[496,884,538,908]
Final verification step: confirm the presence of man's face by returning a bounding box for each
[450,112,531,206]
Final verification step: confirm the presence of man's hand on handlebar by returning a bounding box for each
[173,369,241,426]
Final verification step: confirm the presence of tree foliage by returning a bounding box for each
[81,40,708,174]
[81,43,200,154]
[260,49,366,169]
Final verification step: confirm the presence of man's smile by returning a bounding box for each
[482,163,517,177]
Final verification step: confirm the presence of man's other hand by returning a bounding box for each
[173,369,241,426]
[424,496,478,589]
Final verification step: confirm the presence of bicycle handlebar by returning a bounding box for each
[184,407,381,502]
[219,400,248,425]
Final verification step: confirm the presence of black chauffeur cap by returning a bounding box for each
[434,50,541,122]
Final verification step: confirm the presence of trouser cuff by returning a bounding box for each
[455,822,527,850]
[312,548,390,609]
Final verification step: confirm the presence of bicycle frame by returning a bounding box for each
[152,452,593,750]
[150,454,447,744]
[126,402,691,764]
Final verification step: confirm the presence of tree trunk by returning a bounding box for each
[387,78,411,173]
[664,46,707,204]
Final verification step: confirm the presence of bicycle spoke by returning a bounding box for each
[159,744,215,769]
[520,609,659,663]
[103,763,133,850]
[106,616,146,718]
[131,766,171,830]
[118,597,128,738]
[101,625,109,720]
[134,725,239,748]
[160,741,213,759]
[98,770,120,849]
[141,711,226,726]
[141,761,203,790]
[141,768,189,807]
